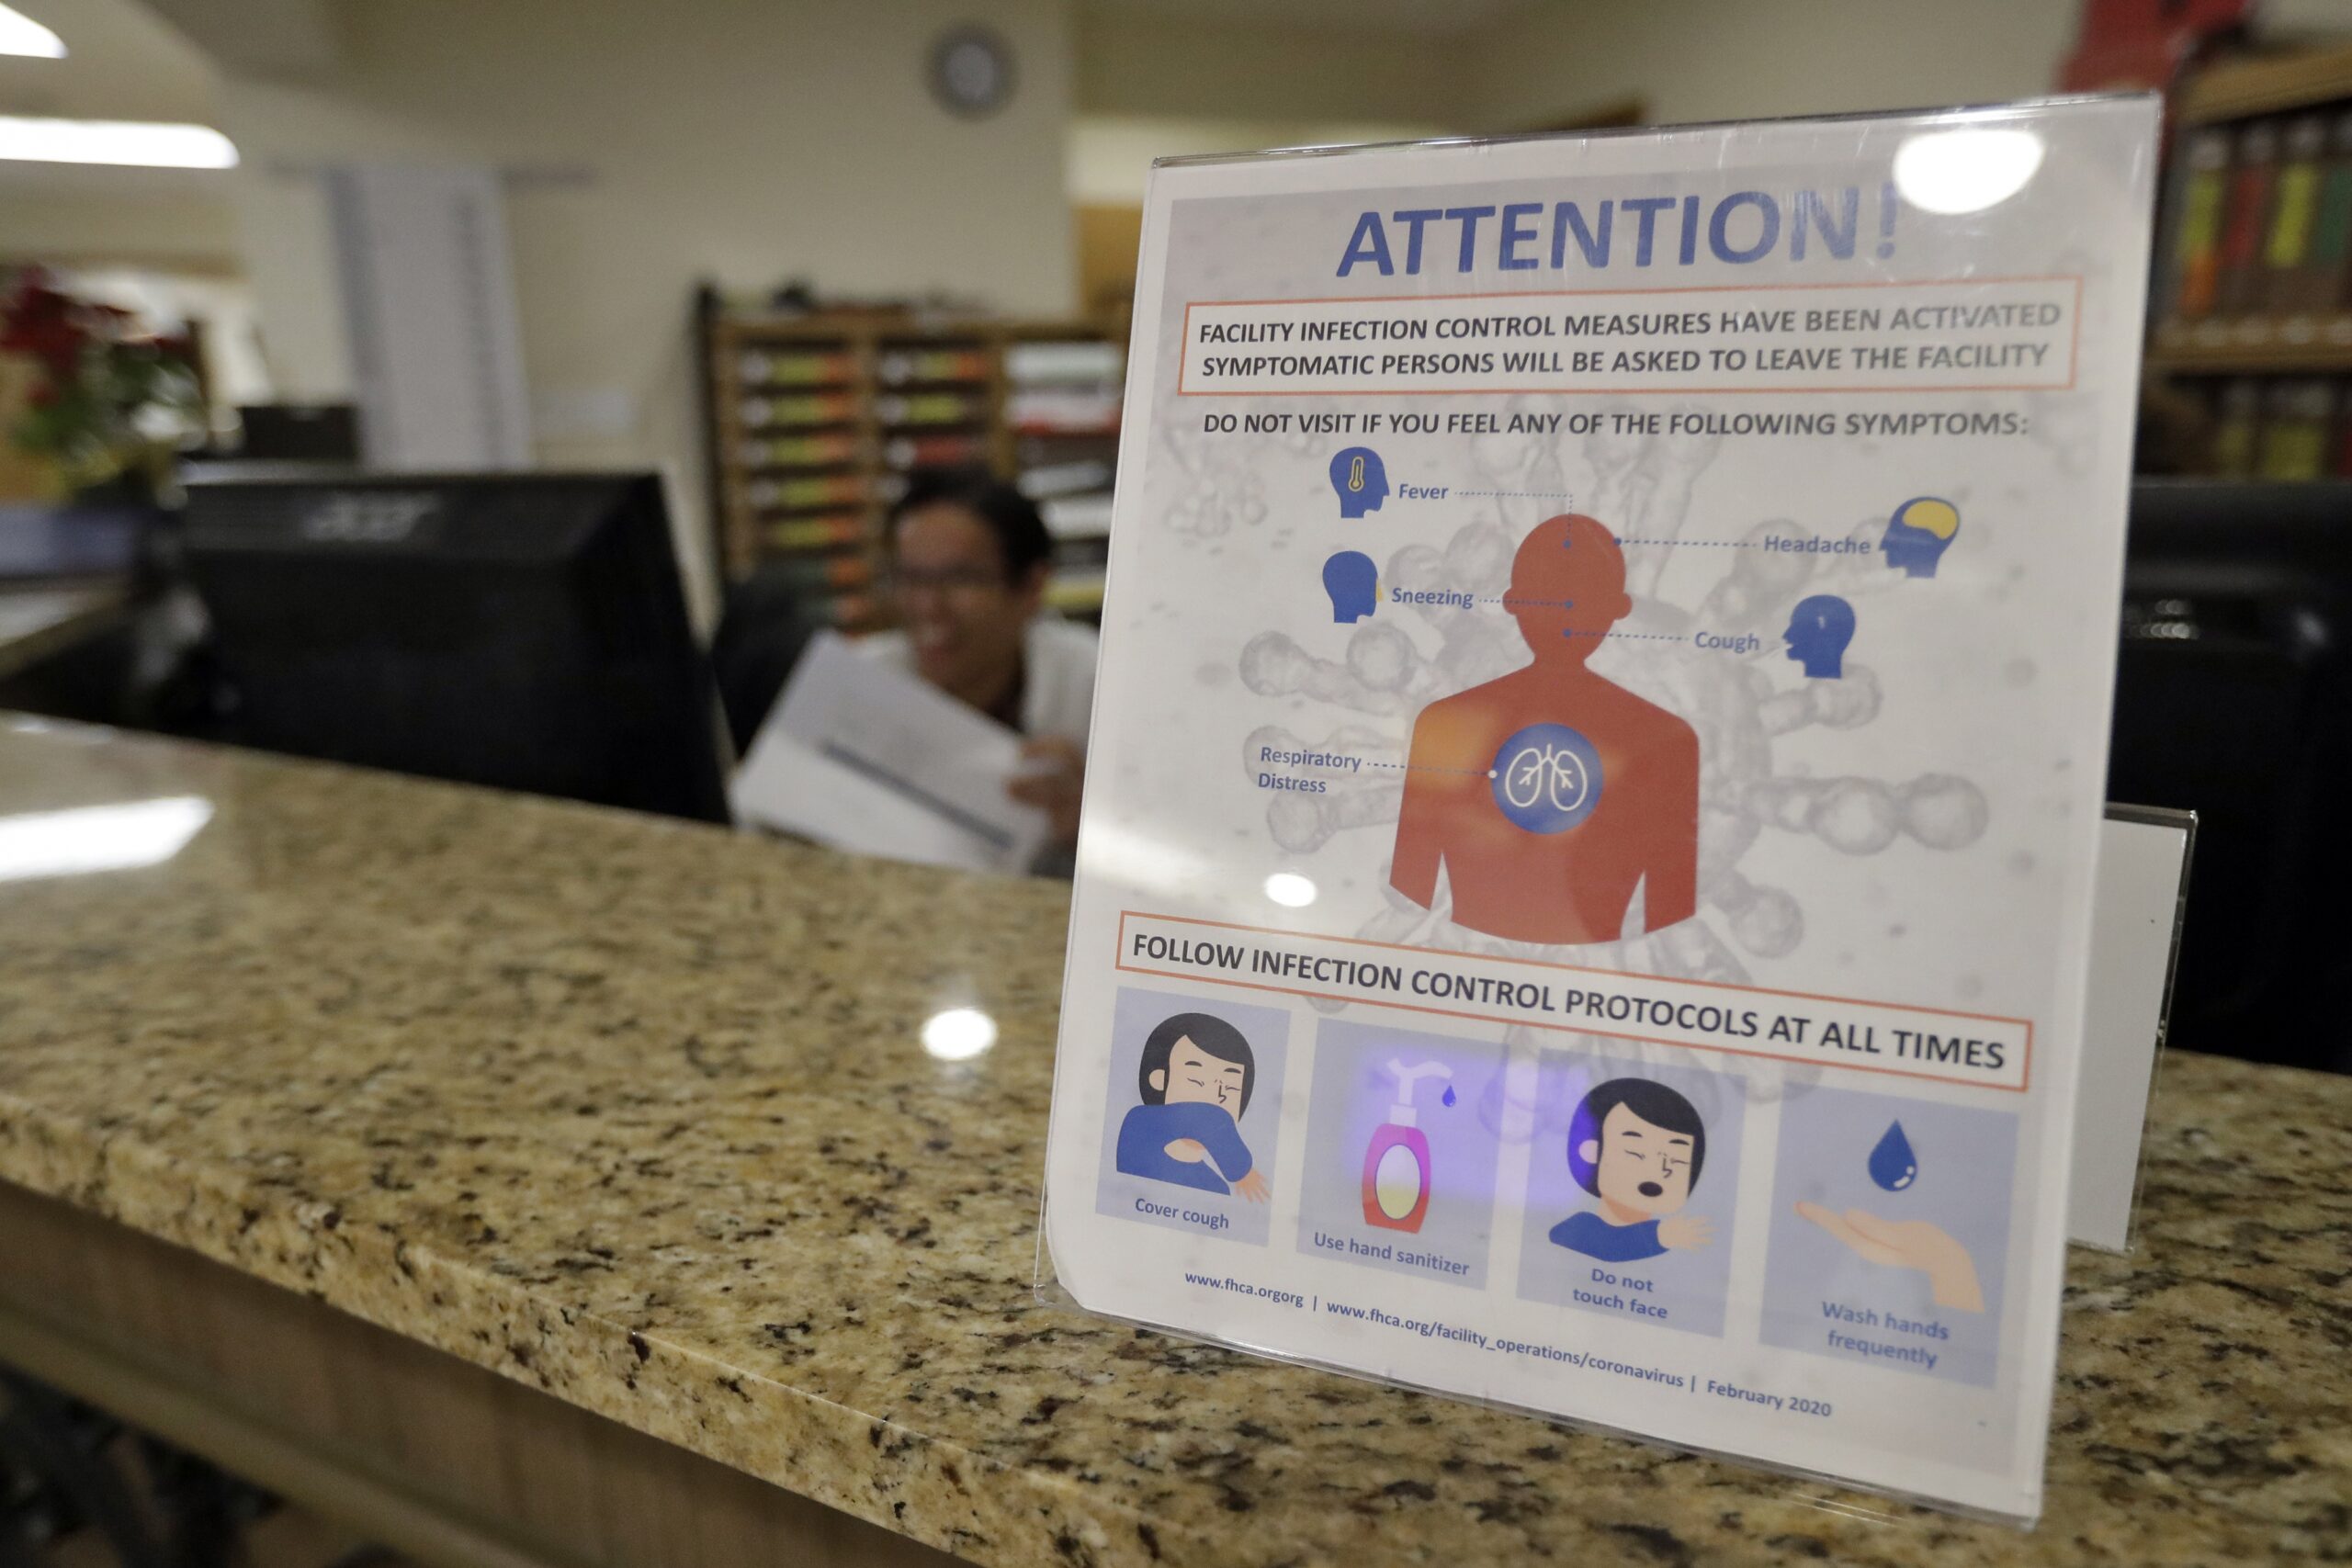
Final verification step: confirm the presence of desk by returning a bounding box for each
[0,579,129,680]
[0,722,2342,1567]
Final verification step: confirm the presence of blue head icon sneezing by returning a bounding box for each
[1784,594,1855,680]
[1883,496,1960,579]
[1329,446,1389,519]
[1323,550,1377,624]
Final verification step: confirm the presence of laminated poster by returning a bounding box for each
[1043,98,2158,1522]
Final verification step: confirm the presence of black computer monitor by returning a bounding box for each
[183,472,732,825]
[2112,479,2352,1071]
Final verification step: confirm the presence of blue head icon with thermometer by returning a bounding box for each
[1329,446,1389,519]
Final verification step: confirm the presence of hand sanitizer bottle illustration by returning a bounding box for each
[1363,1058,1452,1233]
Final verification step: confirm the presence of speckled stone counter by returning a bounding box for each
[0,721,2343,1566]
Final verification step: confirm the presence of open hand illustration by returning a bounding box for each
[1232,1168,1272,1204]
[1796,1201,1985,1313]
[1657,1213,1715,1251]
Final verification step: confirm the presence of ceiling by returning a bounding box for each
[0,0,217,122]
[1080,0,1540,38]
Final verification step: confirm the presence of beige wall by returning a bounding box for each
[1074,6,1466,123]
[1463,0,2078,132]
[1,0,216,121]
[0,176,237,267]
[215,0,1078,611]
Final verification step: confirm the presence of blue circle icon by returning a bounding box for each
[1490,723,1604,834]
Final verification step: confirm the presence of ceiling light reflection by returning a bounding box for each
[1892,128,2044,216]
[0,795,214,883]
[1262,871,1317,908]
[922,1006,998,1062]
[0,116,239,169]
[0,6,63,58]
[1074,819,1214,897]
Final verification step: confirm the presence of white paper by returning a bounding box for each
[1042,98,2159,1524]
[2068,813,2191,1252]
[730,631,1048,874]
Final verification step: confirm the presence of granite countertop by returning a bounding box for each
[0,721,2342,1566]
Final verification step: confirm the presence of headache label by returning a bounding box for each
[1044,99,2157,1523]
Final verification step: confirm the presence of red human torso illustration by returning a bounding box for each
[1391,514,1699,945]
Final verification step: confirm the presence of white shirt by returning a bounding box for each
[858,616,1101,749]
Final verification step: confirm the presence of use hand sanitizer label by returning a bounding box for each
[1042,98,2157,1523]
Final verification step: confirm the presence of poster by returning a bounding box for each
[1043,97,2158,1522]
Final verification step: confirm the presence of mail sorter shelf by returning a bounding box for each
[698,299,1125,633]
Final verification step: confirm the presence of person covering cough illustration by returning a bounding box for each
[1114,1013,1272,1201]
[1550,1078,1716,1263]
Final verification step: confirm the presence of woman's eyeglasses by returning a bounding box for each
[886,564,1010,596]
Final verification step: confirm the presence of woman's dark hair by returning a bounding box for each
[888,467,1053,582]
[1137,1012,1257,1115]
[1567,1077,1706,1195]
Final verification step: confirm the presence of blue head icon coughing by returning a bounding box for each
[1784,594,1855,680]
[1324,550,1377,623]
[1882,496,1961,578]
[1329,446,1389,518]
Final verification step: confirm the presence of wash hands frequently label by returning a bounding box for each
[1043,99,2157,1524]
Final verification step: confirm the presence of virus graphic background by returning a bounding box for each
[1221,407,2000,1148]
[1236,408,1992,998]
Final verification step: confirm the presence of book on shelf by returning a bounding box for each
[2220,119,2280,318]
[2256,378,2335,479]
[2170,128,2232,321]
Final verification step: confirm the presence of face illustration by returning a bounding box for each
[1581,1101,1697,1219]
[1149,1036,1247,1115]
[1881,525,1944,577]
[1506,513,1633,667]
[1782,594,1856,677]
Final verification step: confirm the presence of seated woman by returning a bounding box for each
[863,469,1099,870]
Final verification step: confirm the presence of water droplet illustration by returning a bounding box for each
[1868,1122,1917,1191]
[1441,1085,1457,1108]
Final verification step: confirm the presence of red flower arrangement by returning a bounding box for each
[3,266,205,499]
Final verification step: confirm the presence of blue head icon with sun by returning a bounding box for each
[1883,497,1960,579]
[1329,446,1389,519]
[1323,549,1377,623]
[1784,594,1855,680]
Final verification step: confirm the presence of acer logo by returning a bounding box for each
[299,492,438,544]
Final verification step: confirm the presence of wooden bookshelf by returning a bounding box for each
[2149,311,2352,374]
[2177,42,2352,128]
[696,297,1122,628]
[2144,47,2352,479]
